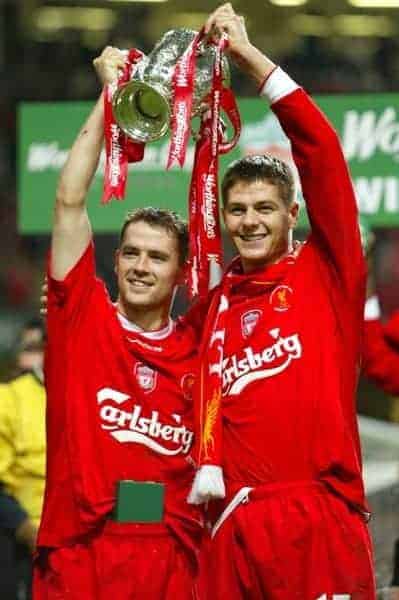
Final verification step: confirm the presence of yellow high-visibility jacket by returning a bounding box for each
[0,372,46,527]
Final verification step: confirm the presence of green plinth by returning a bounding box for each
[112,480,165,523]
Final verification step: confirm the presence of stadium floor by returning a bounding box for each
[360,416,399,588]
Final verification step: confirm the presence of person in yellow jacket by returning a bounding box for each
[0,318,46,600]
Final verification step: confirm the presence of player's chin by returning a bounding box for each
[125,289,154,306]
[237,243,271,263]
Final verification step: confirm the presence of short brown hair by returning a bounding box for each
[221,155,296,208]
[119,207,188,266]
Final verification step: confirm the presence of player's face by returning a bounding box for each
[17,327,45,372]
[115,221,183,312]
[223,179,298,272]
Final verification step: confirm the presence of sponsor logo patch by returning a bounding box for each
[222,328,302,395]
[97,387,194,455]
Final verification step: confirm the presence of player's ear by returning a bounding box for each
[288,201,299,229]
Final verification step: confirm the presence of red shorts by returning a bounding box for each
[204,482,376,600]
[33,522,198,600]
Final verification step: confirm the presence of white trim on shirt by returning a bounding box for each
[117,312,174,340]
[259,66,300,105]
[364,295,381,321]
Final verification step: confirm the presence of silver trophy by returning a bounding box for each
[112,29,230,143]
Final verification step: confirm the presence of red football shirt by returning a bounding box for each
[218,88,368,514]
[39,243,202,559]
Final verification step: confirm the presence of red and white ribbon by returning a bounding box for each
[167,30,205,170]
[184,33,241,300]
[102,49,145,204]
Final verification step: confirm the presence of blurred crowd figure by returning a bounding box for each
[0,319,46,600]
[362,230,399,594]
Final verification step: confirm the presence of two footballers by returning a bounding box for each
[35,4,375,599]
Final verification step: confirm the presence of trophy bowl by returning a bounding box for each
[112,28,230,143]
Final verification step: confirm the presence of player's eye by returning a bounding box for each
[123,247,138,256]
[150,253,168,262]
[257,205,274,213]
[229,205,245,215]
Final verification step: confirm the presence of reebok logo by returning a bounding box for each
[97,387,194,456]
[222,329,302,395]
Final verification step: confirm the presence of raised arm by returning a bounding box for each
[51,47,125,280]
[207,4,365,294]
[265,81,365,294]
[51,97,101,280]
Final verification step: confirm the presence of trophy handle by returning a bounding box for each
[190,90,240,153]
[218,87,241,155]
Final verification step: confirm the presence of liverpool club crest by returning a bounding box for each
[180,372,196,400]
[270,285,293,312]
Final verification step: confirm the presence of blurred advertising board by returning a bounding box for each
[18,93,399,233]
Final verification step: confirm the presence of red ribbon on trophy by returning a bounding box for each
[168,31,241,299]
[102,49,145,204]
[166,30,203,170]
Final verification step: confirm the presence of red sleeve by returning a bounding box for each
[383,310,399,348]
[362,319,399,395]
[180,288,217,341]
[272,89,366,295]
[46,241,96,322]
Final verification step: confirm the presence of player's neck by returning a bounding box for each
[116,300,171,332]
[241,250,288,274]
